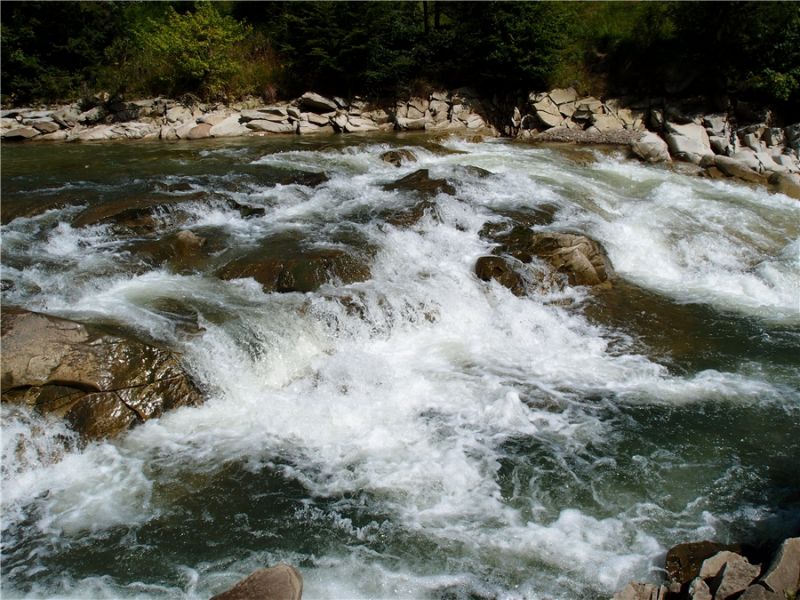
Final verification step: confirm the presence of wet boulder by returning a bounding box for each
[383,169,456,198]
[211,564,303,600]
[72,197,190,233]
[486,226,612,288]
[275,171,330,187]
[527,232,612,287]
[380,149,418,167]
[666,541,745,586]
[631,132,671,163]
[1,308,203,441]
[474,256,526,295]
[218,248,370,293]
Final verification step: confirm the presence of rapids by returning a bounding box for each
[1,134,799,600]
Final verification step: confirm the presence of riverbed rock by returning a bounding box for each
[219,248,370,293]
[383,169,456,197]
[666,541,744,586]
[380,149,418,167]
[210,564,303,600]
[475,256,526,295]
[631,132,671,163]
[2,126,40,140]
[532,96,563,129]
[1,308,203,441]
[528,232,612,287]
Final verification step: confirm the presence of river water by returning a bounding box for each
[1,135,799,600]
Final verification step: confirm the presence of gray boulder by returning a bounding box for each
[532,96,563,129]
[761,537,799,594]
[210,114,249,137]
[699,551,760,600]
[631,132,671,163]
[298,91,337,114]
[665,121,714,164]
[247,120,295,134]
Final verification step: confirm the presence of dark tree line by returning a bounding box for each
[2,1,798,112]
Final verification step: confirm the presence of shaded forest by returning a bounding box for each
[2,1,799,111]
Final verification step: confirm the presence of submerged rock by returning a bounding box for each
[218,248,371,293]
[383,169,456,197]
[380,149,418,167]
[1,308,203,441]
[474,255,526,295]
[211,564,303,600]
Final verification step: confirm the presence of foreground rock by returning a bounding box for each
[1,308,203,440]
[383,169,456,197]
[211,564,302,600]
[614,538,799,600]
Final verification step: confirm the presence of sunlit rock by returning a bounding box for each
[210,564,303,600]
[1,308,203,441]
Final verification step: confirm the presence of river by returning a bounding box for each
[1,134,799,599]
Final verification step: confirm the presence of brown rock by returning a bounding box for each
[761,537,800,595]
[1,308,203,440]
[383,169,456,197]
[184,122,212,140]
[666,541,743,586]
[475,256,526,295]
[211,564,303,600]
[219,249,370,293]
[527,232,612,287]
[380,149,417,167]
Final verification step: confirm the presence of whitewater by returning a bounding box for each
[2,135,798,599]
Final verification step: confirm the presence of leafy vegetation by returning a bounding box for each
[2,0,798,113]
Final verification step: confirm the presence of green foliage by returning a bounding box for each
[1,1,124,104]
[138,2,252,99]
[2,0,798,111]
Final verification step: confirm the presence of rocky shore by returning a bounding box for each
[2,88,799,198]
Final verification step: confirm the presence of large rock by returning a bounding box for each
[591,113,625,132]
[761,537,800,595]
[383,169,456,197]
[395,116,427,131]
[211,564,302,600]
[549,87,578,106]
[210,114,249,137]
[665,121,714,164]
[714,156,766,183]
[699,551,760,600]
[2,126,40,140]
[666,541,743,586]
[532,96,563,129]
[218,248,370,293]
[380,149,417,167]
[298,92,337,114]
[1,308,203,440]
[529,232,612,287]
[247,120,295,134]
[631,132,671,163]
[769,171,800,199]
[475,256,526,295]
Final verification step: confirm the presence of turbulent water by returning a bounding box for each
[1,134,799,600]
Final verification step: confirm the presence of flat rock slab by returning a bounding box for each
[1,308,203,440]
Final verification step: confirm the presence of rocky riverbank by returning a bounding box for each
[3,87,799,199]
[613,537,799,600]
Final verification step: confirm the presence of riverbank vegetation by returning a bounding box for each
[2,1,799,114]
